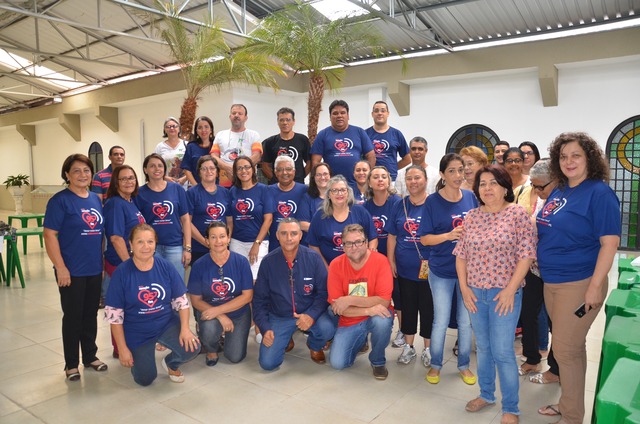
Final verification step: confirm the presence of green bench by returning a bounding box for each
[15,227,44,255]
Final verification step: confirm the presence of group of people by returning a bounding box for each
[43,99,620,424]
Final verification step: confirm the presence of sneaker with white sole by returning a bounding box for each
[161,358,185,383]
[255,333,263,345]
[421,347,431,368]
[391,330,405,348]
[397,344,416,364]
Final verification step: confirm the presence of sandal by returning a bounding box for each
[65,368,80,381]
[518,363,541,376]
[465,397,495,412]
[538,404,561,417]
[87,360,108,371]
[529,371,560,384]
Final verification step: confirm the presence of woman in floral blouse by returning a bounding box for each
[453,165,536,424]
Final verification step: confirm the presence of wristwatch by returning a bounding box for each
[254,239,261,245]
[184,244,192,253]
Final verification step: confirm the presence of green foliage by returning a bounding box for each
[3,174,30,189]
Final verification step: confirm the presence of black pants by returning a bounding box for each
[521,271,545,365]
[58,273,102,369]
[398,276,433,339]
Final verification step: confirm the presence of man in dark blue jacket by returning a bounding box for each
[254,218,336,370]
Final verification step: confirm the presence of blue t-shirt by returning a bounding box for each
[388,197,431,281]
[418,190,478,278]
[105,256,185,350]
[298,193,323,246]
[268,183,308,252]
[536,179,621,283]
[181,142,211,184]
[103,195,145,266]
[349,181,367,205]
[44,189,104,276]
[135,182,189,246]
[364,194,401,257]
[187,184,231,254]
[307,204,376,264]
[229,183,275,243]
[365,126,409,180]
[310,125,373,184]
[188,252,253,319]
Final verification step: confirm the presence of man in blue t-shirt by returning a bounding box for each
[310,100,375,185]
[365,101,410,181]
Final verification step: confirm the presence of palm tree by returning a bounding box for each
[246,2,386,144]
[154,2,284,138]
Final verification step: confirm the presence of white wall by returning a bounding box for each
[1,55,639,210]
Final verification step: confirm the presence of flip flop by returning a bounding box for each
[529,371,560,384]
[538,404,561,416]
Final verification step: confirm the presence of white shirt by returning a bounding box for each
[395,163,440,197]
[212,129,261,164]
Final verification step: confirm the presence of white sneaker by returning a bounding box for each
[391,330,405,348]
[397,344,416,364]
[421,347,431,368]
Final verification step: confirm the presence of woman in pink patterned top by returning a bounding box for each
[453,165,536,424]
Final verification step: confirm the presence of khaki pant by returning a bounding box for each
[544,277,607,424]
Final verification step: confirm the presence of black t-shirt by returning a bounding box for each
[262,133,311,184]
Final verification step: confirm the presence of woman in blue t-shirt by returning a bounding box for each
[419,154,478,385]
[228,156,274,280]
[350,160,370,205]
[44,154,107,381]
[299,162,333,241]
[135,153,192,281]
[536,133,621,424]
[105,224,200,386]
[187,155,232,264]
[387,165,433,368]
[308,175,377,267]
[188,222,253,366]
[182,116,214,186]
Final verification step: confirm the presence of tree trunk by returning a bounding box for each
[180,96,198,141]
[307,75,325,145]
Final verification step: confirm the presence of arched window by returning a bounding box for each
[446,124,500,162]
[606,115,640,251]
[88,142,103,173]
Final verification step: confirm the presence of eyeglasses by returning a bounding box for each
[342,239,366,249]
[522,151,534,156]
[372,108,388,113]
[532,181,552,191]
[237,165,252,172]
[118,176,136,182]
[505,158,523,164]
[165,124,179,129]
[218,266,224,284]
[276,167,294,173]
[315,172,330,178]
[200,166,217,173]
[329,188,347,194]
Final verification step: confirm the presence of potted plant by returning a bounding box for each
[3,174,30,213]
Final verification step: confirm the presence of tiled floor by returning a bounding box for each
[0,209,630,423]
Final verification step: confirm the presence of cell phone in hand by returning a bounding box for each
[574,303,590,318]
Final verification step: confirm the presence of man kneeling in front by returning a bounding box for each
[328,224,393,380]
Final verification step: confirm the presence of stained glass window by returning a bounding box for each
[446,124,500,162]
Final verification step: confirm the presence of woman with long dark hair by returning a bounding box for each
[182,116,215,186]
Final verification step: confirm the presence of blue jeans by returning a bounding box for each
[429,272,472,370]
[130,319,200,386]
[329,310,393,369]
[198,308,251,363]
[155,245,185,282]
[259,312,336,371]
[469,287,522,415]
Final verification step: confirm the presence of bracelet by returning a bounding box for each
[254,239,261,244]
[184,246,192,253]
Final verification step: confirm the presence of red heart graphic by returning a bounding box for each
[236,200,250,215]
[374,141,385,154]
[152,204,169,219]
[303,284,313,294]
[138,289,158,308]
[82,212,97,229]
[277,148,288,156]
[211,280,229,297]
[452,217,464,228]
[334,140,348,153]
[277,203,292,218]
[404,220,419,236]
[373,218,384,233]
[332,234,343,247]
[206,205,222,219]
[229,151,238,161]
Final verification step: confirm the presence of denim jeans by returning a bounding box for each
[130,318,200,386]
[469,286,522,415]
[155,245,185,282]
[198,307,251,363]
[259,312,336,371]
[429,272,472,370]
[329,309,393,369]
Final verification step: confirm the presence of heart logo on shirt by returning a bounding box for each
[374,141,385,154]
[236,200,250,215]
[303,284,313,294]
[334,140,348,153]
[332,234,343,248]
[373,218,384,234]
[152,204,169,219]
[211,280,230,298]
[404,220,419,236]
[206,205,222,219]
[138,289,158,308]
[277,203,293,218]
[82,211,98,229]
